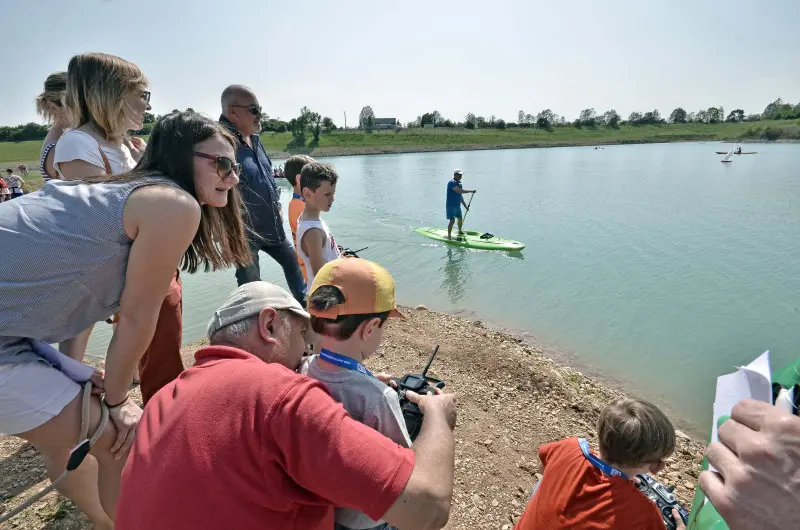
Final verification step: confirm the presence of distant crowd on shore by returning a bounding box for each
[0,51,798,530]
[0,167,26,202]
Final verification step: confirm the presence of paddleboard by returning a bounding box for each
[714,151,757,154]
[414,227,525,251]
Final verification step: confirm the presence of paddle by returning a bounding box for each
[461,191,475,228]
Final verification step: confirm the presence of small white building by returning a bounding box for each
[371,118,398,130]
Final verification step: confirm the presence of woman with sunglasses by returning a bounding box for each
[52,53,152,362]
[0,110,250,526]
[52,53,183,408]
[54,53,151,181]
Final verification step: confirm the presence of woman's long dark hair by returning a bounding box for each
[105,111,251,273]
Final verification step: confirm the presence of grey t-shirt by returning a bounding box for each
[301,354,411,529]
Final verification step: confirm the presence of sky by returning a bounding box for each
[1,0,799,127]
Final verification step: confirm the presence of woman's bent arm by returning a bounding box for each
[103,186,200,404]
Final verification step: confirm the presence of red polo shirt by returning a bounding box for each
[116,346,415,530]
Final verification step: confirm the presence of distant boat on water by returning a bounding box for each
[721,143,736,163]
[716,143,756,155]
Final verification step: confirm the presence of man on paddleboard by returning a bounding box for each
[446,169,476,240]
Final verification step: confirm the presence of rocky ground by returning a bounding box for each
[0,307,706,529]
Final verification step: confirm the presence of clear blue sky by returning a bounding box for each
[2,0,798,126]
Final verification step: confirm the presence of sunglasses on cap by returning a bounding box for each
[193,152,242,178]
[230,104,263,117]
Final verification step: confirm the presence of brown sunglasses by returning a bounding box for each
[194,152,241,177]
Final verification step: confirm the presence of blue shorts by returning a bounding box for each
[446,205,462,220]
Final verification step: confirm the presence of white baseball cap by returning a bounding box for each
[207,281,310,337]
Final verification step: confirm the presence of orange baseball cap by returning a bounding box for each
[308,258,405,319]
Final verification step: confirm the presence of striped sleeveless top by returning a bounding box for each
[39,141,57,181]
[0,176,182,365]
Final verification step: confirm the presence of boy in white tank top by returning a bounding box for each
[296,162,342,292]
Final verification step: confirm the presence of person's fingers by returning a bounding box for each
[433,387,443,395]
[404,390,421,404]
[90,371,105,390]
[730,398,778,431]
[116,427,137,460]
[698,469,730,516]
[717,418,751,455]
[705,440,739,477]
[673,508,686,530]
[110,421,128,454]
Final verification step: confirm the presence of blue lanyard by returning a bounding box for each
[292,193,304,201]
[578,438,628,479]
[319,348,374,377]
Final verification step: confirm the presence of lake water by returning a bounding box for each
[86,141,800,433]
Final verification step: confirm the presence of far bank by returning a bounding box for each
[2,120,798,175]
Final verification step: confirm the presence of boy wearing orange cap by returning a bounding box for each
[301,258,408,530]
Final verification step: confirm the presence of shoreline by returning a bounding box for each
[5,136,798,178]
[440,307,708,438]
[0,306,706,529]
[265,136,799,161]
[80,294,709,438]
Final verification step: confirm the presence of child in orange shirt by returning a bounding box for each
[284,154,315,284]
[516,398,684,530]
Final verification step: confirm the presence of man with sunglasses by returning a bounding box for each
[220,85,306,305]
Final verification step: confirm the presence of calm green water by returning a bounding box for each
[87,141,800,433]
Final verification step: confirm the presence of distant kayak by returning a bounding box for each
[413,227,525,251]
[715,151,757,155]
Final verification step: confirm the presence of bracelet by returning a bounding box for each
[104,395,130,409]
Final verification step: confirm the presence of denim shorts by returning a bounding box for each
[446,205,462,220]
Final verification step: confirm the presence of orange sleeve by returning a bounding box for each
[537,439,565,470]
[288,200,303,237]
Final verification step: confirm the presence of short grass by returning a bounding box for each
[257,120,796,152]
[1,121,794,170]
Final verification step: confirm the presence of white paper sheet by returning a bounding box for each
[707,350,772,479]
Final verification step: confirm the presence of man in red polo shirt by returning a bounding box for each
[116,281,456,530]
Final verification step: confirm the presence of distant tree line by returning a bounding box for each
[391,98,799,131]
[1,99,799,142]
[372,98,799,131]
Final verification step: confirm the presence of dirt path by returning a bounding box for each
[0,307,705,529]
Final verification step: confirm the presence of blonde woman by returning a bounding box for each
[54,53,150,180]
[0,111,251,525]
[35,71,70,181]
[53,53,179,405]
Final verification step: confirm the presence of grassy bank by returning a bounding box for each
[1,121,797,169]
[259,120,799,157]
